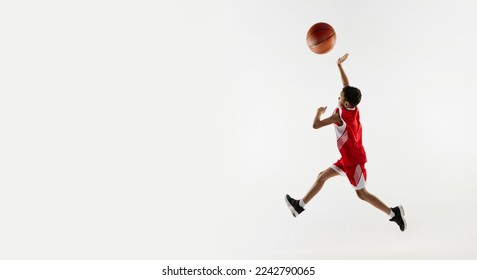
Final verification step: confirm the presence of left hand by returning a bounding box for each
[317,106,327,116]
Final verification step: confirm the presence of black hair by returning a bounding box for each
[343,86,362,107]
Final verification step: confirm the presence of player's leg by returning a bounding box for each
[285,167,339,217]
[303,167,340,204]
[346,163,389,213]
[346,163,407,231]
[355,188,389,214]
[356,188,407,231]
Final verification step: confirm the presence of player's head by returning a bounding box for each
[339,86,361,108]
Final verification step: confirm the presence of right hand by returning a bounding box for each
[337,53,349,65]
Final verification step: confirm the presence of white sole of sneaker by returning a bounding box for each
[398,205,407,231]
[284,195,298,217]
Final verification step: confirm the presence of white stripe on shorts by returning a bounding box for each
[354,165,366,190]
[330,165,346,176]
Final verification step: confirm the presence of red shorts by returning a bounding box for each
[331,158,367,190]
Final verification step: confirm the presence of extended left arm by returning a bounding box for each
[313,107,342,129]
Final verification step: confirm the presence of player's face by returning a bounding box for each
[338,91,346,107]
[338,91,351,108]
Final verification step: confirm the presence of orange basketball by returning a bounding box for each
[306,22,336,54]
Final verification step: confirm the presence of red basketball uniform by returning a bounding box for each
[331,107,368,189]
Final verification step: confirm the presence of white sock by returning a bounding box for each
[299,199,306,208]
[389,208,395,218]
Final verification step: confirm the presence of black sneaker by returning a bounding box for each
[389,205,407,231]
[285,194,304,217]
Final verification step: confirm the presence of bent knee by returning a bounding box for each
[317,172,330,184]
[356,190,368,200]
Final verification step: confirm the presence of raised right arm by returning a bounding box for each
[337,53,350,87]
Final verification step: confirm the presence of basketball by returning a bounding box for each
[306,22,336,54]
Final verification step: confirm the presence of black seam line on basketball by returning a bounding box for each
[306,28,333,38]
[311,40,335,54]
[321,41,336,54]
[307,30,334,44]
[306,29,334,40]
[309,33,335,47]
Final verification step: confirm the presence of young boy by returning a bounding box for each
[285,53,406,231]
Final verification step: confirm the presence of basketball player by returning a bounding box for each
[285,53,406,231]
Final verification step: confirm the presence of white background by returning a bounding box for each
[1,0,476,259]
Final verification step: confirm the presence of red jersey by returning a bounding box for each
[334,107,367,165]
